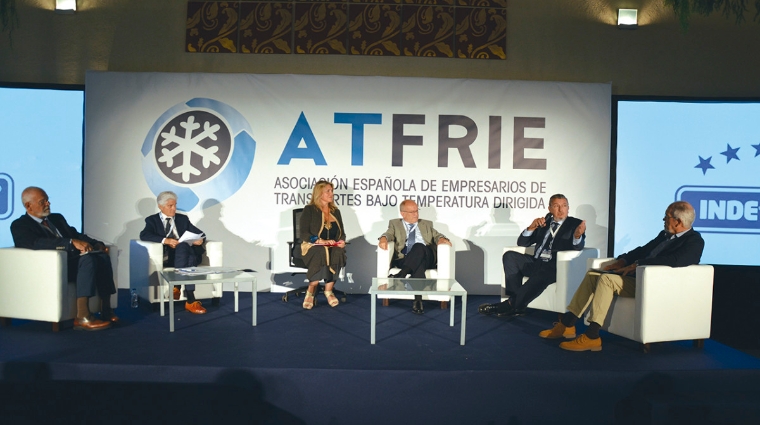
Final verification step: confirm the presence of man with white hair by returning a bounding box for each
[11,186,117,331]
[139,191,207,314]
[539,201,704,352]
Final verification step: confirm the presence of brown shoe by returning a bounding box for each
[73,316,111,331]
[539,322,576,339]
[100,311,120,324]
[173,287,181,300]
[185,301,207,314]
[559,334,602,352]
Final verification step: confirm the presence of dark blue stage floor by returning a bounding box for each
[2,290,760,424]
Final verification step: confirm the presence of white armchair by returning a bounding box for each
[0,246,119,331]
[376,241,455,308]
[587,257,714,352]
[129,240,223,305]
[501,247,599,314]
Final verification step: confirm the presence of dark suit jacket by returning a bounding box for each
[517,216,585,263]
[139,213,204,244]
[618,228,704,267]
[11,213,104,253]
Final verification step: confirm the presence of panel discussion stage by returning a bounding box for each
[2,291,760,424]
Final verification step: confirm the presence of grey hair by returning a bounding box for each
[670,201,695,228]
[157,191,178,206]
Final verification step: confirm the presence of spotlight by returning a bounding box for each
[55,0,76,14]
[617,9,638,29]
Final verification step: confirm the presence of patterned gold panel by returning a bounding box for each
[401,5,455,57]
[185,1,507,59]
[186,2,240,53]
[349,0,401,4]
[294,1,349,54]
[239,2,294,53]
[455,7,506,59]
[348,4,403,56]
[457,0,505,7]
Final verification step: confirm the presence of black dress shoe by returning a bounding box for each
[412,300,424,315]
[495,303,517,317]
[478,303,500,315]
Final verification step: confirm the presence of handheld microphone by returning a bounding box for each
[543,213,553,227]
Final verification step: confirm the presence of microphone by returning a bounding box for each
[543,213,553,227]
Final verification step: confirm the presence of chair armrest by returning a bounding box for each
[130,240,163,294]
[376,241,395,277]
[556,247,599,286]
[636,265,714,315]
[0,248,68,322]
[205,241,223,266]
[436,243,455,279]
[588,257,616,270]
[635,264,714,342]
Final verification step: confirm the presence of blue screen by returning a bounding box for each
[0,87,84,248]
[616,100,760,266]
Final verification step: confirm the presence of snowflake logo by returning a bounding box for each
[154,111,232,185]
[142,98,256,211]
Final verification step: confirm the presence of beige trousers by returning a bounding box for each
[567,271,636,325]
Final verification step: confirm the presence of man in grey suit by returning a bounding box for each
[378,199,451,314]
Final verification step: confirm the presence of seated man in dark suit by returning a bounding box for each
[139,191,207,314]
[479,194,586,317]
[378,199,452,314]
[539,201,704,352]
[10,186,117,331]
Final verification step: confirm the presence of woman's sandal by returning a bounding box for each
[303,290,316,309]
[324,290,339,307]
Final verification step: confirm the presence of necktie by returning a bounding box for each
[164,218,172,237]
[535,222,559,259]
[647,234,676,258]
[42,218,57,236]
[404,223,416,254]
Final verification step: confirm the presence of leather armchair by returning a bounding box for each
[129,240,223,305]
[587,257,714,351]
[0,246,119,331]
[376,241,455,308]
[501,247,599,314]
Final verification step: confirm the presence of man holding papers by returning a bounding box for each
[140,191,208,314]
[539,201,704,352]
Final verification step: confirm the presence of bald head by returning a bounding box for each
[21,186,51,218]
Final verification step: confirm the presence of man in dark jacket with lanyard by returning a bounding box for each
[479,194,587,317]
[539,201,704,352]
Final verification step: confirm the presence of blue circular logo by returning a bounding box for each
[142,98,256,210]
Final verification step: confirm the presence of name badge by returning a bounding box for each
[539,250,552,261]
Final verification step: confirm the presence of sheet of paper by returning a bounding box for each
[178,231,204,245]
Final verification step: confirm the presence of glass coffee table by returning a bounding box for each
[159,267,257,332]
[370,277,468,345]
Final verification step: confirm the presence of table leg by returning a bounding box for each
[450,295,455,327]
[371,293,376,344]
[159,278,165,317]
[251,279,257,326]
[234,282,239,313]
[169,284,175,333]
[460,293,467,345]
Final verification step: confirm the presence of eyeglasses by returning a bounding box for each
[663,214,677,221]
[401,210,418,214]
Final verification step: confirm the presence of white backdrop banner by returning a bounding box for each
[84,72,610,294]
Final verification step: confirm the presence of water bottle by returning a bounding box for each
[130,288,139,308]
